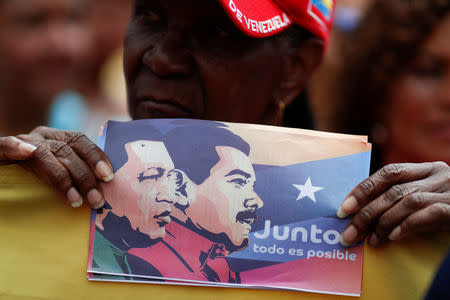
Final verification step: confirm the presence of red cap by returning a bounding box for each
[217,0,335,43]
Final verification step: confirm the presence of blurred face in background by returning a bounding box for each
[0,0,89,104]
[381,14,450,165]
[86,0,132,65]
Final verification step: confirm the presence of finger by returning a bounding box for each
[337,163,439,219]
[369,192,450,246]
[339,162,449,246]
[0,136,37,161]
[62,131,114,183]
[25,144,82,208]
[32,125,71,140]
[49,140,105,209]
[340,170,447,247]
[32,127,114,183]
[387,202,450,241]
[347,175,444,244]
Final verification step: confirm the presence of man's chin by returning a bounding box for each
[227,237,249,253]
[135,234,163,248]
[147,228,166,241]
[184,218,249,253]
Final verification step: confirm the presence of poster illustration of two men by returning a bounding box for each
[87,119,371,296]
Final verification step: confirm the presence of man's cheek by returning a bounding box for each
[138,189,157,221]
[149,226,165,240]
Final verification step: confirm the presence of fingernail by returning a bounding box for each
[87,188,105,209]
[389,226,402,240]
[337,195,358,218]
[369,233,380,246]
[96,161,114,182]
[340,224,358,246]
[67,187,83,208]
[336,207,347,219]
[17,142,37,155]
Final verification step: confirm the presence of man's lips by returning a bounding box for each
[154,210,172,227]
[135,98,195,119]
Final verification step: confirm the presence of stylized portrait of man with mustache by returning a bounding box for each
[130,123,263,283]
[91,124,186,279]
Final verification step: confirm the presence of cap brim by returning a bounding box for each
[217,0,293,38]
[217,0,334,44]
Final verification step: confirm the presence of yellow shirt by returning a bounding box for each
[1,164,448,300]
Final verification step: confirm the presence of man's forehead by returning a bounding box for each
[126,140,174,167]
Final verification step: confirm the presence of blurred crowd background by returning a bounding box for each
[0,0,132,141]
[0,1,448,297]
[0,0,449,169]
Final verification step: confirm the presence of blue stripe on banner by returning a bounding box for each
[227,151,370,272]
[252,151,370,229]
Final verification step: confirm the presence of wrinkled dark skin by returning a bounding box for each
[1,127,112,208]
[338,162,449,247]
[125,0,301,124]
[0,0,449,246]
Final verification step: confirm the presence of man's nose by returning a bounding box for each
[142,31,194,77]
[155,185,175,204]
[45,25,72,59]
[244,192,264,209]
[167,169,190,207]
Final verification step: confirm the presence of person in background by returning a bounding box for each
[331,0,450,249]
[424,251,450,300]
[333,0,450,171]
[48,0,132,141]
[0,0,89,136]
[307,0,373,131]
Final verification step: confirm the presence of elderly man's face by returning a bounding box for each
[112,140,181,240]
[124,0,292,124]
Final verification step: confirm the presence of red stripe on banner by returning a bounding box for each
[240,245,363,294]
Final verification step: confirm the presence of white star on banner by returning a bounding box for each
[293,177,323,203]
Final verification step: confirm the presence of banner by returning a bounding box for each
[87,119,371,296]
